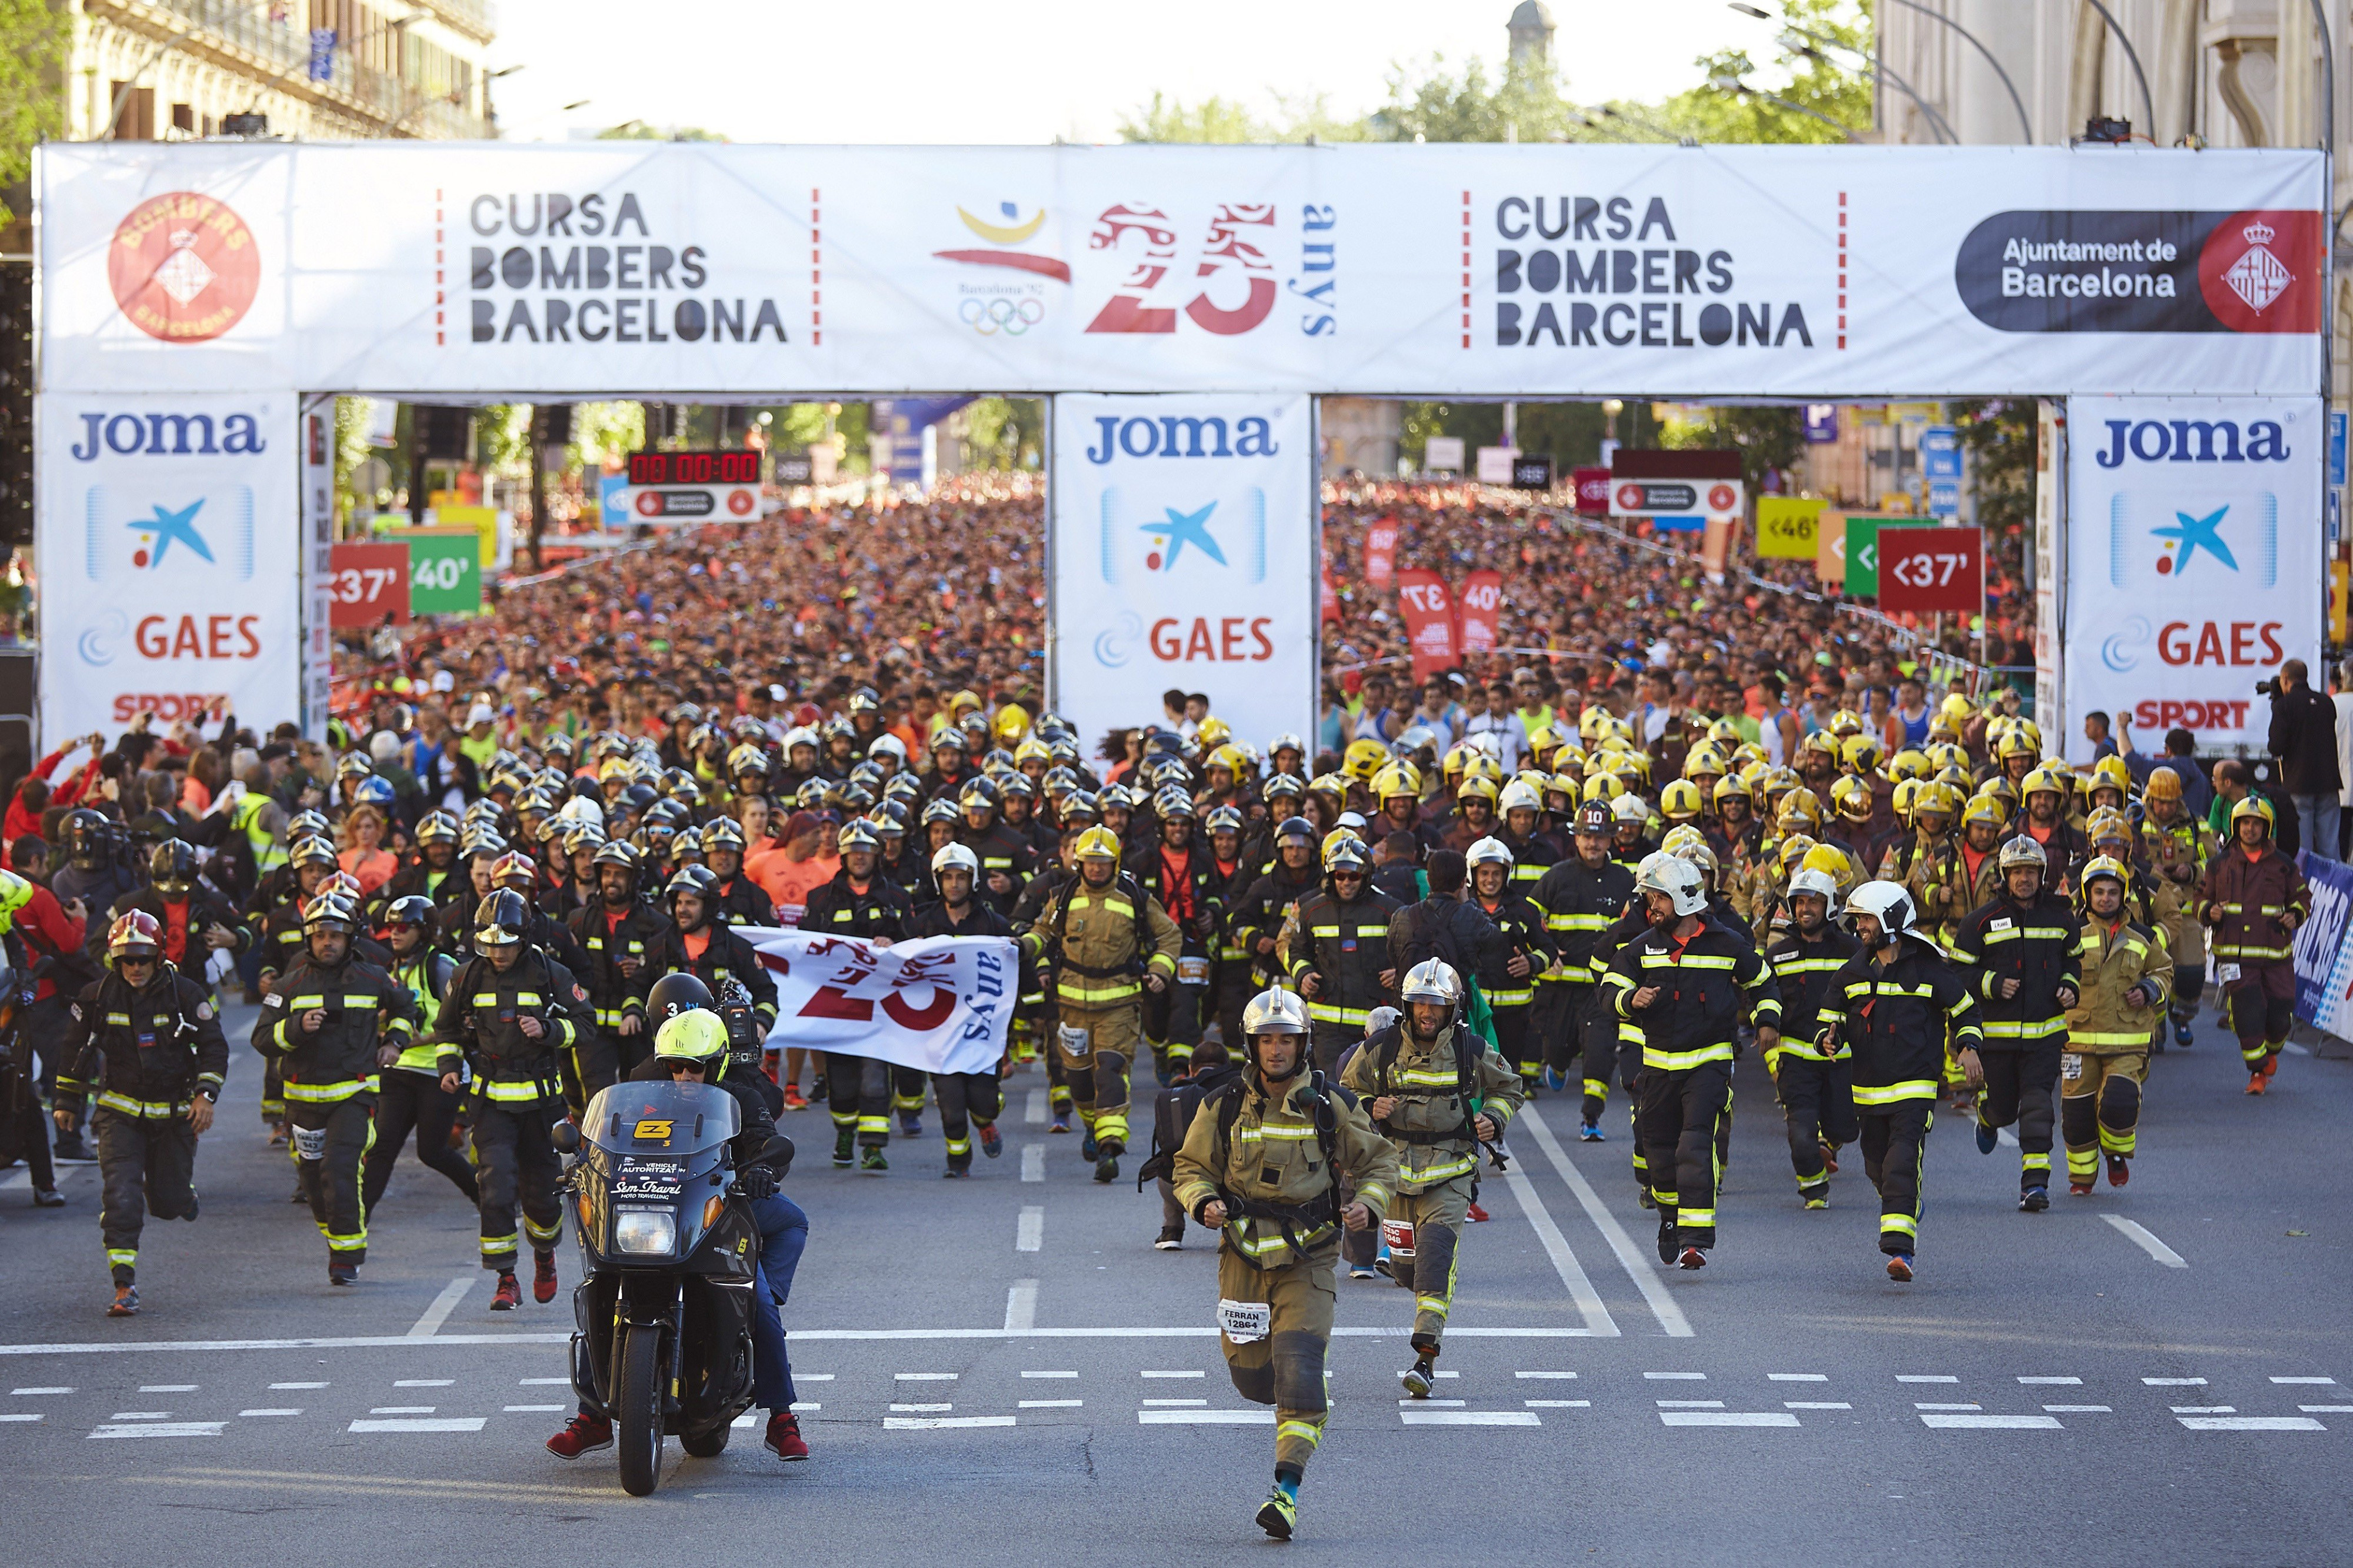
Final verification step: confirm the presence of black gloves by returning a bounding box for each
[738,1165,778,1200]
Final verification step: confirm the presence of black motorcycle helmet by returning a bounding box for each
[63,808,111,872]
[644,970,714,1029]
[149,838,201,897]
[384,893,438,929]
[472,888,532,955]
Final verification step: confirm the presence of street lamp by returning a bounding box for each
[2078,0,2156,138]
[1731,0,2029,142]
[1728,3,1957,145]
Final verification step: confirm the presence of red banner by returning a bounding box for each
[1396,568,1457,681]
[1320,560,1341,623]
[1364,515,1399,588]
[328,541,411,629]
[1875,525,1985,614]
[1571,465,1612,516]
[1457,569,1502,655]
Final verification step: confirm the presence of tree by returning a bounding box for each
[1660,0,1874,144]
[0,0,66,227]
[1116,92,1265,144]
[1659,406,1805,494]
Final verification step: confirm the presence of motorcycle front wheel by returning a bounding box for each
[615,1323,665,1496]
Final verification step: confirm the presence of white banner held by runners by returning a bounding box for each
[1049,393,1317,751]
[2062,393,2324,752]
[746,929,1015,1077]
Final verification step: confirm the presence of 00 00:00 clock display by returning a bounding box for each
[627,450,760,486]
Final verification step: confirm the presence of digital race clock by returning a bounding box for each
[626,449,761,486]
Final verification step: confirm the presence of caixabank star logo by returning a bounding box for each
[107,192,261,343]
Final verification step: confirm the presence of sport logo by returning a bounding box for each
[107,193,261,343]
[2220,219,2291,314]
[935,201,1064,337]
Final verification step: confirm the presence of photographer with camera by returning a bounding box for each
[2264,659,2341,864]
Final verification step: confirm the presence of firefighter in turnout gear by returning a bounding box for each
[566,841,668,1097]
[1021,825,1181,1183]
[2137,765,2214,1049]
[2199,795,2308,1094]
[1461,836,1553,1085]
[251,893,421,1283]
[1949,836,2082,1210]
[1338,959,1520,1396]
[804,819,917,1167]
[434,889,591,1310]
[360,895,478,1214]
[1813,881,1984,1279]
[1171,985,1398,1542]
[1530,802,1635,1138]
[1277,833,1404,1073]
[1761,866,1861,1208]
[1602,852,1782,1267]
[2063,856,2169,1193]
[909,843,1012,1176]
[53,910,229,1317]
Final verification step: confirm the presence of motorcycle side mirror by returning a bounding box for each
[754,1135,794,1173]
[550,1121,581,1156]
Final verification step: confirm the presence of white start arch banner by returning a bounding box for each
[34,141,2325,398]
[1049,394,1317,752]
[2062,393,2325,751]
[38,391,301,739]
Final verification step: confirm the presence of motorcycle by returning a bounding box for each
[554,1078,788,1496]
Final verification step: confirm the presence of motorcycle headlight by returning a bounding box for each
[612,1209,678,1256]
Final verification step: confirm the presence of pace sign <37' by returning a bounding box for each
[1049,394,1315,749]
[2065,393,2322,748]
[38,392,300,738]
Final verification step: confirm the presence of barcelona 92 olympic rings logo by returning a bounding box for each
[960,296,1046,336]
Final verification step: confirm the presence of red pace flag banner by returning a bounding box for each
[1364,514,1399,588]
[1571,466,1613,517]
[1396,568,1458,681]
[748,930,1014,1076]
[1457,569,1502,654]
[1321,557,1341,623]
[327,540,411,628]
[1874,525,1984,615]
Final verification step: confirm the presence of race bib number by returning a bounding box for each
[1988,917,2014,932]
[2060,1052,2085,1082]
[1379,1218,1417,1257]
[291,1125,328,1161]
[2217,963,2243,985]
[1176,955,1210,986]
[1217,1298,1272,1343]
[1056,1024,1092,1057]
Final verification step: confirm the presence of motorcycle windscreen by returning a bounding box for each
[584,1080,742,1158]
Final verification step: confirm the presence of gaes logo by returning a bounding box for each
[106,193,261,343]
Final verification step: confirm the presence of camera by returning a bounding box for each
[2255,678,2282,697]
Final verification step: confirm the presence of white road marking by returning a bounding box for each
[1021,1370,1077,1379]
[1786,1402,1850,1410]
[1768,1373,1827,1382]
[1518,1106,1693,1337]
[394,1379,454,1387]
[889,1403,954,1412]
[370,1406,436,1414]
[1915,1403,1982,1411]
[1656,1400,1724,1409]
[0,1325,1602,1354]
[1021,1146,1045,1183]
[2144,1377,2207,1386]
[89,1423,223,1439]
[2045,1405,2111,1413]
[272,1382,329,1389]
[885,1416,1013,1429]
[239,1409,302,1417]
[348,1417,486,1433]
[795,1375,835,1382]
[1016,1205,1044,1252]
[139,1384,197,1392]
[2178,1416,2325,1431]
[1138,1410,1272,1425]
[406,1276,476,1338]
[2019,1376,2082,1384]
[1499,1162,1618,1337]
[1019,1399,1081,1408]
[10,1387,70,1395]
[112,1412,171,1420]
[1515,1370,1577,1380]
[896,1372,958,1380]
[1002,1280,1038,1333]
[1525,1399,1589,1408]
[0,1413,42,1422]
[1921,1413,2061,1429]
[2282,1042,2312,1056]
[2272,1376,2337,1384]
[1997,1126,2018,1147]
[516,1378,568,1385]
[2299,1405,2353,1413]
[1660,1411,1798,1427]
[1392,1370,1459,1379]
[1401,1410,1541,1426]
[1142,1369,1205,1379]
[1024,1089,1046,1125]
[1645,1372,1706,1380]
[2102,1214,2189,1268]
[1398,1398,1467,1407]
[503,1404,564,1412]
[1142,1398,1208,1407]
[1897,1375,1958,1383]
[2172,1406,2236,1414]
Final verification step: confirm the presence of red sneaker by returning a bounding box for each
[534,1249,559,1304]
[2261,1052,2281,1079]
[1677,1246,1708,1270]
[2068,1179,2095,1196]
[2247,1072,2268,1096]
[1818,1141,1841,1175]
[492,1272,521,1310]
[764,1410,809,1461]
[782,1085,808,1111]
[1466,1203,1490,1223]
[2105,1153,2130,1188]
[545,1413,611,1459]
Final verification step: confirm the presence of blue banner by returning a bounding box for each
[2291,850,2353,1040]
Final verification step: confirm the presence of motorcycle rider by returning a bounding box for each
[52,910,228,1316]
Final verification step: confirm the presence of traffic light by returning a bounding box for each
[0,259,31,551]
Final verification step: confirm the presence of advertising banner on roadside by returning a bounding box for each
[36,391,298,739]
[1049,394,1315,750]
[1395,569,1458,682]
[2064,394,2324,750]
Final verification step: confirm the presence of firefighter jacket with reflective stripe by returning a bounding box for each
[1169,1067,1397,1267]
[255,896,310,979]
[1339,1021,1521,1190]
[1128,839,1222,951]
[1228,865,1319,980]
[1494,829,1558,892]
[1814,938,1983,1103]
[2004,821,2092,892]
[1389,893,1515,996]
[2066,915,2171,1051]
[1949,892,2083,1045]
[1468,890,1553,1008]
[2199,845,2308,964]
[1761,924,1863,1063]
[111,886,252,963]
[801,869,912,943]
[1277,883,1404,1027]
[54,969,229,1117]
[252,955,419,1097]
[1022,878,1181,1010]
[1529,856,1637,983]
[955,821,1039,917]
[1601,916,1781,1072]
[1205,857,1258,963]
[432,949,588,1097]
[1878,833,1966,930]
[386,950,457,1074]
[644,921,781,1029]
[709,872,778,929]
[381,854,463,915]
[567,899,673,1031]
[906,898,1015,941]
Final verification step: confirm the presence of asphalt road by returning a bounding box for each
[1,997,2346,1565]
